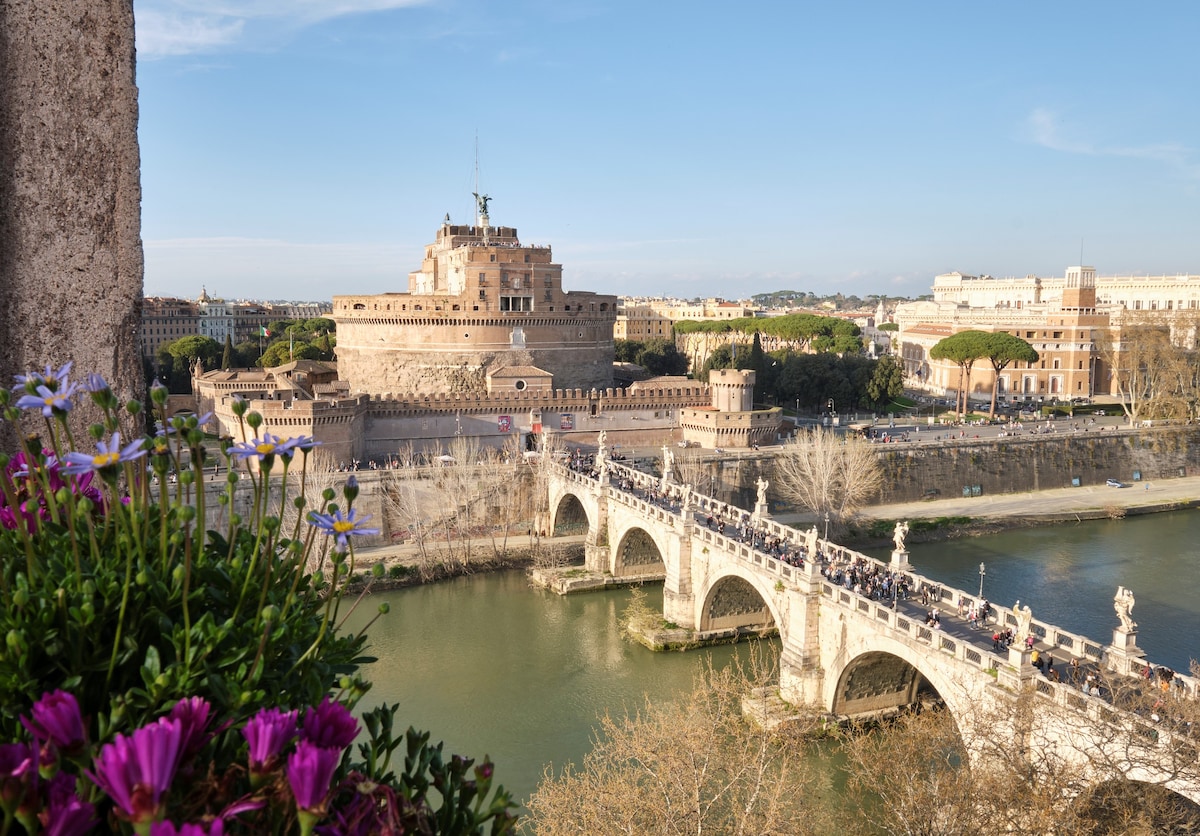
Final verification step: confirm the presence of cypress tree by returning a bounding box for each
[221,333,234,370]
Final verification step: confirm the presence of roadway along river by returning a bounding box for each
[343,510,1200,807]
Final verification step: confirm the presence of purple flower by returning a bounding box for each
[83,373,109,393]
[23,691,86,756]
[149,821,225,836]
[302,698,359,750]
[169,698,215,763]
[286,741,341,813]
[39,773,96,836]
[307,508,379,553]
[0,742,37,813]
[242,707,298,776]
[15,383,77,417]
[86,717,184,824]
[228,432,298,461]
[61,432,146,476]
[13,362,72,394]
[290,435,320,452]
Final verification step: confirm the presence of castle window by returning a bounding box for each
[514,380,527,391]
[353,303,365,310]
[500,296,532,312]
[479,290,486,300]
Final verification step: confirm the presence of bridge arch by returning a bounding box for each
[612,525,667,578]
[697,566,782,634]
[550,490,590,536]
[826,629,976,739]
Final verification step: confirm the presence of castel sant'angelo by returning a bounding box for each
[195,195,780,461]
[333,195,618,396]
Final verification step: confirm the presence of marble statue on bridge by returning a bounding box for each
[1014,600,1033,641]
[755,477,769,507]
[892,520,909,552]
[805,525,818,556]
[1114,585,1137,632]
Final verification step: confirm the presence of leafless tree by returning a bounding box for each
[771,428,882,529]
[525,647,828,836]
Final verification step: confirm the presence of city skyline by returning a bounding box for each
[138,1,1200,302]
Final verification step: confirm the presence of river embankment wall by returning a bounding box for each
[713,426,1200,508]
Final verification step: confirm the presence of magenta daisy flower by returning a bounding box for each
[86,717,184,825]
[61,433,146,476]
[307,508,379,553]
[286,741,341,813]
[39,773,96,836]
[242,707,298,777]
[169,698,218,763]
[23,690,86,757]
[301,697,358,750]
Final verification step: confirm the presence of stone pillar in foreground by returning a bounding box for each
[0,0,144,441]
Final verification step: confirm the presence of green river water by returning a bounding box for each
[342,509,1200,807]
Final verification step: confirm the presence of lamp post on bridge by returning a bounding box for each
[824,511,830,541]
[978,562,986,598]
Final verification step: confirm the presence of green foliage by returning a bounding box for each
[221,333,234,370]
[878,322,899,332]
[866,355,905,409]
[259,339,321,367]
[156,335,223,393]
[614,338,688,376]
[675,312,862,354]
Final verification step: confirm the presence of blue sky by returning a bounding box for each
[137,1,1200,303]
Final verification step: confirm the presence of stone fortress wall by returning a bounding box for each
[199,382,714,463]
[332,309,616,395]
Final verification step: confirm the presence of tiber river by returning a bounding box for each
[342,510,1200,807]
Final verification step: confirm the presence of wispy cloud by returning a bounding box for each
[1025,107,1200,178]
[135,0,429,57]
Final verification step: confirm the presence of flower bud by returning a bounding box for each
[343,475,359,503]
[246,412,263,430]
[378,602,390,615]
[12,589,29,608]
[125,399,143,416]
[371,563,384,578]
[261,605,279,623]
[150,381,169,405]
[89,423,105,440]
[231,397,248,417]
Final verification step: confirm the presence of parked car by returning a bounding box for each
[1106,478,1128,488]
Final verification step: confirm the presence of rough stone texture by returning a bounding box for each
[0,0,144,440]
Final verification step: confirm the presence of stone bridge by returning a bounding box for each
[545,460,1200,803]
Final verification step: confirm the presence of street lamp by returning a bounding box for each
[978,562,986,598]
[824,511,830,541]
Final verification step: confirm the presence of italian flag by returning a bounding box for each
[259,326,271,337]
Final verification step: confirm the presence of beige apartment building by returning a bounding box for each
[614,298,756,341]
[896,266,1109,404]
